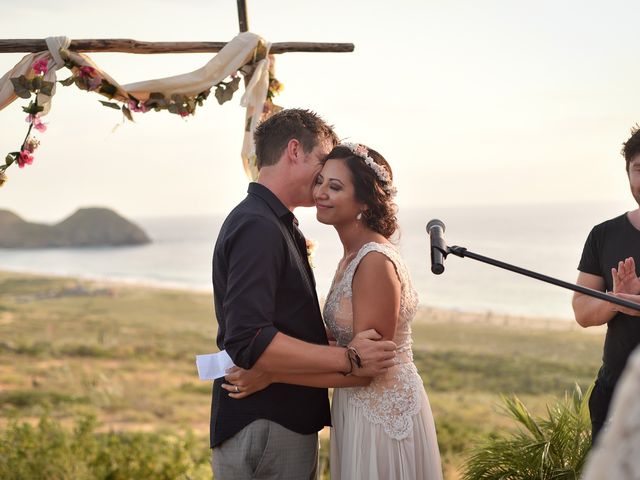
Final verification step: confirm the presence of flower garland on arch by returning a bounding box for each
[0,33,283,188]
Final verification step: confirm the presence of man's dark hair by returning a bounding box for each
[254,109,338,169]
[622,124,640,173]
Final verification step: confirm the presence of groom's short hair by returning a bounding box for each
[254,109,338,169]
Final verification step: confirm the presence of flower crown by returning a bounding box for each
[340,142,397,196]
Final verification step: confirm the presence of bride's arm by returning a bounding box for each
[352,252,401,340]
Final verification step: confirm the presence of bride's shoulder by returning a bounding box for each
[351,247,400,289]
[357,240,399,258]
[353,242,402,274]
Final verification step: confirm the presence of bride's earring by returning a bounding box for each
[356,212,363,221]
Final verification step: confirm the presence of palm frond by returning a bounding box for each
[501,394,545,441]
[462,385,592,480]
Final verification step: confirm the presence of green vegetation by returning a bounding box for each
[0,413,210,480]
[462,385,592,479]
[0,271,604,479]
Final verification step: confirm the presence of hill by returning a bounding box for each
[0,207,151,248]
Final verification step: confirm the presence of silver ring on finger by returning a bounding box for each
[235,385,240,393]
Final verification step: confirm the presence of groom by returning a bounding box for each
[210,109,397,479]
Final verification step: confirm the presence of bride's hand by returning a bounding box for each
[222,366,273,399]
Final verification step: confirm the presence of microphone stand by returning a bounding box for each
[435,244,640,313]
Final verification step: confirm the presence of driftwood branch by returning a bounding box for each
[237,0,249,33]
[0,39,354,54]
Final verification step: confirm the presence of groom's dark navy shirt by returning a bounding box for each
[210,182,331,448]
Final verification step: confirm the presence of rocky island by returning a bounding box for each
[0,207,151,248]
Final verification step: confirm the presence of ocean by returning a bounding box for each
[0,201,633,320]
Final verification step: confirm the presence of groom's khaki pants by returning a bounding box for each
[211,419,318,479]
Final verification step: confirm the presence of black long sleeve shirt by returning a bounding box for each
[210,182,331,447]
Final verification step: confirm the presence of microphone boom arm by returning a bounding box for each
[445,245,640,313]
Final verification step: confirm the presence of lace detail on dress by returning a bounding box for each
[323,242,418,347]
[323,242,423,440]
[350,363,424,440]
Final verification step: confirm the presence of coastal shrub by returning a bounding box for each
[462,384,592,479]
[13,340,55,357]
[436,416,483,456]
[1,341,181,360]
[0,390,88,409]
[0,413,211,480]
[416,350,595,396]
[61,344,112,358]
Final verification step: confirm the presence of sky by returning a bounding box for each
[1,0,639,223]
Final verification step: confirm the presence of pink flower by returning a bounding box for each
[33,118,47,132]
[26,115,47,132]
[128,100,149,113]
[79,66,96,77]
[87,76,103,91]
[33,58,49,75]
[17,150,34,168]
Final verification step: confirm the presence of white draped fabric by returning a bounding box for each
[0,32,272,179]
[0,36,71,115]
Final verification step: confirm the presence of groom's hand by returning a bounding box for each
[348,329,396,377]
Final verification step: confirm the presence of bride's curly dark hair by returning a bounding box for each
[326,144,399,238]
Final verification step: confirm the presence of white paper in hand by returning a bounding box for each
[196,350,235,380]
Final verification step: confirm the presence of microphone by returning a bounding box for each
[426,219,447,274]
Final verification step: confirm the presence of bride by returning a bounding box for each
[224,142,443,479]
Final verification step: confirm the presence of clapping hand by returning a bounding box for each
[611,292,640,316]
[610,257,640,316]
[612,257,640,294]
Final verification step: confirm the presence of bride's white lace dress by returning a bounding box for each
[324,242,443,479]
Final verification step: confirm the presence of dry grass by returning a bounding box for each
[0,270,605,478]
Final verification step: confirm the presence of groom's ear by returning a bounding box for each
[285,139,303,165]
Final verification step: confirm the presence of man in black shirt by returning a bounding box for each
[573,125,640,443]
[210,109,397,479]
